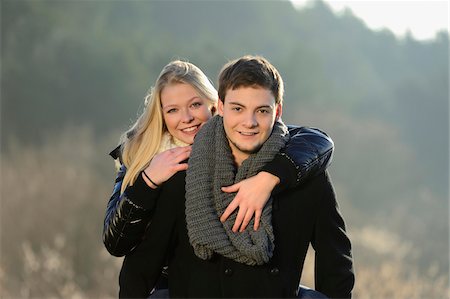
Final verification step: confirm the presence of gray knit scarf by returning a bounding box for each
[185,115,289,265]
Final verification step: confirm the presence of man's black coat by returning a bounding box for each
[119,170,354,298]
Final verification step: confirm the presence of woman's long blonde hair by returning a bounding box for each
[120,60,218,193]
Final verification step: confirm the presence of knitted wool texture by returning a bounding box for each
[185,115,289,265]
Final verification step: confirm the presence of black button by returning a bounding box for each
[224,268,233,276]
[270,267,280,276]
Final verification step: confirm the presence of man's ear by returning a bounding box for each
[275,104,283,120]
[218,100,224,116]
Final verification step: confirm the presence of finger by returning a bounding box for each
[221,182,240,193]
[173,162,188,172]
[173,146,192,156]
[163,146,190,157]
[232,208,246,233]
[253,210,262,231]
[239,209,254,232]
[220,200,239,222]
[173,150,191,164]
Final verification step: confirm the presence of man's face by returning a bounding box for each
[218,86,282,166]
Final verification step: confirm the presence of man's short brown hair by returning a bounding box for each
[218,55,284,104]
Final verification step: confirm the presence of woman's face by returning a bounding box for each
[161,83,214,144]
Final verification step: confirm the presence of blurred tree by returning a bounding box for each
[1,0,448,296]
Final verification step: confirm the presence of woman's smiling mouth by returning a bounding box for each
[181,124,201,133]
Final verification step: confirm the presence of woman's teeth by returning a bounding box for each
[182,126,198,132]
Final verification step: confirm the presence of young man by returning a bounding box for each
[118,56,354,298]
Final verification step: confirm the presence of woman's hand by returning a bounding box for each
[142,146,191,189]
[220,172,280,232]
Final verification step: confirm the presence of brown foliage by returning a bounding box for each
[1,126,121,298]
[1,126,448,298]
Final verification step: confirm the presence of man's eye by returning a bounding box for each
[258,109,269,114]
[232,107,242,112]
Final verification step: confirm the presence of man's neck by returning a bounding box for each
[233,157,243,168]
[231,151,248,168]
[227,139,250,167]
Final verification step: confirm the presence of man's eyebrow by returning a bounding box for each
[227,101,245,107]
[227,101,273,110]
[256,105,273,109]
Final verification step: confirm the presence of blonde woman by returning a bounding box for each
[103,60,334,293]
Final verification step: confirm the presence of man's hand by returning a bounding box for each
[142,146,191,188]
[220,172,280,232]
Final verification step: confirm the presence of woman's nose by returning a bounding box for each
[182,110,194,123]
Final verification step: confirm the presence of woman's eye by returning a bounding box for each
[191,102,202,108]
[167,108,177,113]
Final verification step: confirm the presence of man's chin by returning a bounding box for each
[235,144,262,155]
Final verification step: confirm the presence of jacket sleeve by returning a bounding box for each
[118,203,174,298]
[119,173,183,298]
[312,172,355,299]
[103,164,162,257]
[261,126,334,193]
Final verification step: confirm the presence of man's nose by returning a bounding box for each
[242,113,257,128]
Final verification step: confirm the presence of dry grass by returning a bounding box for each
[1,126,121,298]
[301,250,449,299]
[1,127,448,298]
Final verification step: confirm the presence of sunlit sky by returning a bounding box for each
[291,0,449,40]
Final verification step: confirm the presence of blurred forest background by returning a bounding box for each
[1,0,448,298]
